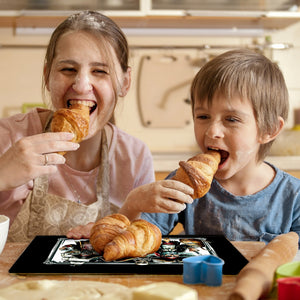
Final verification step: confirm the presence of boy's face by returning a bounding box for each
[193,92,266,181]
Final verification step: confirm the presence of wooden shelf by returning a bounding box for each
[1,13,300,30]
[114,14,300,30]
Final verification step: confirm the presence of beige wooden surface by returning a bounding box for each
[0,241,273,300]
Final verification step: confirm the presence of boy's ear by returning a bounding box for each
[259,116,285,144]
[119,67,131,97]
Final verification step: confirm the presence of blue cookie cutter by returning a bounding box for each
[183,255,224,286]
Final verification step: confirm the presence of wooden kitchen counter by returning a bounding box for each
[0,240,278,299]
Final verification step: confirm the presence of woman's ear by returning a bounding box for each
[119,67,131,97]
[259,116,285,144]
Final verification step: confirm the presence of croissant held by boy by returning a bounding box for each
[173,150,221,199]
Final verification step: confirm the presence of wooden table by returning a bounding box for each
[0,241,275,299]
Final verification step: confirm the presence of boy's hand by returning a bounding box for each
[119,180,194,220]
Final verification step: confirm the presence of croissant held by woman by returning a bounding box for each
[51,103,90,155]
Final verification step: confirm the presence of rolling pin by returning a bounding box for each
[228,232,299,300]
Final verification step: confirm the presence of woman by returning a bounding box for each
[0,11,154,242]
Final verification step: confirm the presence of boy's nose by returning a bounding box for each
[72,73,93,94]
[205,121,224,139]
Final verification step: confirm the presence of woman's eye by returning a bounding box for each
[61,67,76,73]
[226,116,239,123]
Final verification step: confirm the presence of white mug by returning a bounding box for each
[0,215,9,255]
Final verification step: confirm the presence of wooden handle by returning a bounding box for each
[228,232,299,300]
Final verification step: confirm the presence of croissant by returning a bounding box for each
[103,219,162,261]
[51,103,90,155]
[89,214,131,254]
[172,150,220,199]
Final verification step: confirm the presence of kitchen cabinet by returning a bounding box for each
[0,0,300,30]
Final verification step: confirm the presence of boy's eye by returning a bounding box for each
[94,69,109,75]
[196,114,209,120]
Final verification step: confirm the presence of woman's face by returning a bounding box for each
[46,30,130,138]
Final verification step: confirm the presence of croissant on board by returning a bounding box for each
[103,219,162,261]
[172,150,221,199]
[51,103,90,155]
[89,214,131,254]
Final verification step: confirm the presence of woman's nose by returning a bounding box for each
[72,73,92,94]
[205,121,224,139]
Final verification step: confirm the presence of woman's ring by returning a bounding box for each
[44,154,48,166]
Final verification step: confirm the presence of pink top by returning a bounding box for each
[0,109,155,224]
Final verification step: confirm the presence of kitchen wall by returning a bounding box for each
[0,19,299,171]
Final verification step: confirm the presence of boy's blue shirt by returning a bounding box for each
[141,162,300,247]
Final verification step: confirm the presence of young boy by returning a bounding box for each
[120,49,300,246]
[68,49,300,246]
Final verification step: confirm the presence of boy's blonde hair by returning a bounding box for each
[190,48,289,162]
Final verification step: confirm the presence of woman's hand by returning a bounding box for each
[119,180,194,221]
[66,222,94,239]
[0,132,79,191]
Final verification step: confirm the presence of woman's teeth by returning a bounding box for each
[68,100,94,107]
